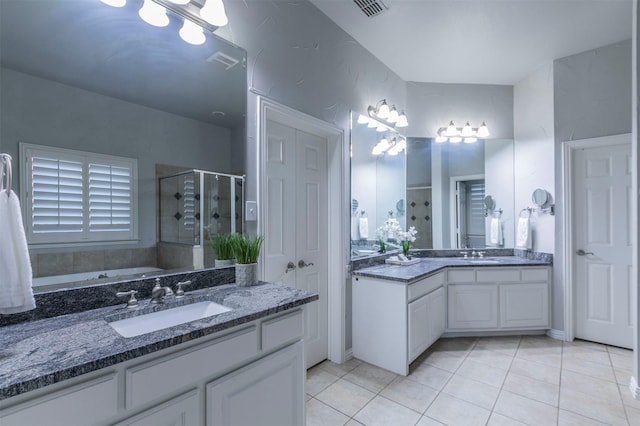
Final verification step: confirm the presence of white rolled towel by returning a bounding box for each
[516,217,532,249]
[490,217,503,246]
[358,217,369,239]
[0,189,36,314]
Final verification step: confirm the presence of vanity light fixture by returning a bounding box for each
[387,138,406,156]
[436,121,490,144]
[139,0,169,27]
[367,99,409,129]
[372,137,406,156]
[101,0,127,7]
[102,0,229,45]
[179,19,205,45]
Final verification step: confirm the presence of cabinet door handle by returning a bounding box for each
[298,260,314,268]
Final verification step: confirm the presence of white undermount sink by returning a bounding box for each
[470,259,501,264]
[108,301,232,338]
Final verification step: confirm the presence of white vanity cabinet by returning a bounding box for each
[446,267,551,332]
[353,271,445,375]
[0,309,305,426]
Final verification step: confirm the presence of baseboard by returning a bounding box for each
[630,376,640,400]
[546,329,565,341]
[344,348,353,361]
[441,330,546,338]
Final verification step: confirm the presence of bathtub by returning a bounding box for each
[33,267,164,291]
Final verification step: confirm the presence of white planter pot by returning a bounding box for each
[235,263,258,287]
[215,259,235,268]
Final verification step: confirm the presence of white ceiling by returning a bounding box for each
[309,0,633,85]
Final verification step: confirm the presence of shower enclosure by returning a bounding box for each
[159,170,244,269]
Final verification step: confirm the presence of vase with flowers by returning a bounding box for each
[400,226,418,257]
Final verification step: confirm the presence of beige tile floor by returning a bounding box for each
[306,336,640,426]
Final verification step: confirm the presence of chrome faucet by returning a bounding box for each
[151,278,174,304]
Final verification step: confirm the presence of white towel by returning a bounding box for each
[490,217,503,246]
[516,217,532,249]
[358,217,369,239]
[0,189,36,314]
[351,214,360,240]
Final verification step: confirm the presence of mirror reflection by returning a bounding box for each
[0,0,247,289]
[350,117,515,258]
[350,112,406,258]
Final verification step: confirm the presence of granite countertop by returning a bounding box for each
[0,283,317,400]
[352,256,552,283]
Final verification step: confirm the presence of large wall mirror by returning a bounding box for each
[350,114,515,259]
[350,112,406,258]
[0,0,247,289]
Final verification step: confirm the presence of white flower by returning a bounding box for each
[400,226,418,243]
[376,218,402,241]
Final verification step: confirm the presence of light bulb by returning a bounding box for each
[445,121,459,137]
[377,100,390,119]
[200,0,228,27]
[387,106,399,123]
[101,0,126,7]
[461,121,474,137]
[449,136,462,143]
[367,119,378,128]
[463,137,477,144]
[179,20,206,45]
[435,136,448,143]
[357,114,369,124]
[376,123,387,132]
[139,0,169,27]
[168,0,190,4]
[477,121,490,138]
[396,111,408,127]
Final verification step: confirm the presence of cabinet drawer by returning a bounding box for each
[262,309,304,352]
[126,326,258,409]
[408,272,445,301]
[447,269,476,283]
[0,374,117,426]
[521,268,549,282]
[476,269,520,283]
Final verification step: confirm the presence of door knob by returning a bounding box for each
[285,262,296,273]
[576,249,594,256]
[298,260,315,268]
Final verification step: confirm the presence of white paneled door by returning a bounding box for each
[264,119,329,368]
[573,142,632,349]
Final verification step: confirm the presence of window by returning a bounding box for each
[20,143,138,245]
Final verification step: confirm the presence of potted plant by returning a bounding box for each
[211,233,238,267]
[232,234,264,286]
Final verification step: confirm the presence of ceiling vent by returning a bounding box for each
[206,52,239,70]
[353,0,388,18]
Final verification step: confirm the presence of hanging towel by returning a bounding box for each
[490,217,503,246]
[358,217,369,239]
[516,217,532,250]
[0,186,36,314]
[351,214,360,241]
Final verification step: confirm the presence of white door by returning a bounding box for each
[264,119,329,368]
[573,142,632,348]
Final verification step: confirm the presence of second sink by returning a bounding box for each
[109,301,232,338]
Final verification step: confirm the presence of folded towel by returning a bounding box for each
[516,217,532,249]
[490,217,503,246]
[359,217,369,239]
[0,189,36,314]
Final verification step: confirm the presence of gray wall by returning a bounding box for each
[0,68,233,251]
[215,0,407,351]
[406,82,514,139]
[552,39,632,332]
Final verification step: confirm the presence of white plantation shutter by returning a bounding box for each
[21,144,138,245]
[89,163,132,232]
[31,157,84,234]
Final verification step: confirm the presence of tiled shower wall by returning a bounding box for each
[30,247,157,278]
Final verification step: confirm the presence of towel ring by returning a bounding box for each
[519,207,532,218]
[0,153,12,197]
